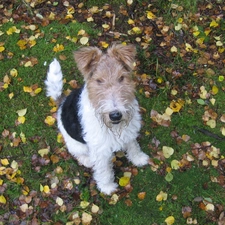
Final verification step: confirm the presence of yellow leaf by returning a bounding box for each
[206,119,216,128]
[6,26,20,35]
[175,23,182,31]
[80,200,90,209]
[11,160,18,170]
[82,212,92,225]
[91,204,99,214]
[204,28,211,36]
[16,108,27,116]
[102,24,110,29]
[22,185,29,195]
[162,146,174,158]
[80,37,89,45]
[17,39,27,50]
[119,176,130,186]
[171,89,178,96]
[218,47,225,53]
[18,116,26,124]
[193,31,200,37]
[43,185,50,193]
[0,195,7,204]
[0,179,3,185]
[23,86,32,93]
[44,116,56,126]
[165,216,175,225]
[157,77,163,83]
[53,44,65,52]
[0,46,5,52]
[170,46,177,53]
[1,158,9,166]
[24,61,32,67]
[171,160,180,170]
[10,68,18,77]
[78,29,86,35]
[48,12,56,20]
[185,43,193,52]
[210,20,219,28]
[109,194,119,205]
[205,203,215,211]
[20,132,26,143]
[87,16,94,22]
[137,192,146,200]
[34,87,42,94]
[220,127,225,136]
[165,107,173,116]
[156,191,168,201]
[210,98,216,105]
[211,85,218,95]
[38,148,49,157]
[216,41,223,47]
[101,41,109,48]
[199,86,208,99]
[146,11,156,19]
[57,133,63,143]
[56,196,64,206]
[127,19,134,24]
[132,26,142,34]
[169,100,183,112]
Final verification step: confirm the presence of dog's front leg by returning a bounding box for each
[125,140,149,166]
[90,149,118,195]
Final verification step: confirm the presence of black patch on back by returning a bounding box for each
[60,86,86,144]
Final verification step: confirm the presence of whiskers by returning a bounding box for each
[95,105,135,137]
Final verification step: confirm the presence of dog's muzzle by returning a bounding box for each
[109,111,122,124]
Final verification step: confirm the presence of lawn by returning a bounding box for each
[0,0,225,224]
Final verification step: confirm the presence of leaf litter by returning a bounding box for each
[0,0,225,224]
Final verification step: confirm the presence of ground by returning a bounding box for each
[0,0,225,224]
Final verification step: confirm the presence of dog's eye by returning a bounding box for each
[96,79,103,84]
[118,76,124,83]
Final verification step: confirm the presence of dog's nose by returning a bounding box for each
[109,111,122,123]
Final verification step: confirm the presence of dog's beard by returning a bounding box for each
[95,105,135,137]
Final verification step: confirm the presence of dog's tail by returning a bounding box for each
[45,59,63,103]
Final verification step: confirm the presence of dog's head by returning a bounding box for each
[74,44,137,128]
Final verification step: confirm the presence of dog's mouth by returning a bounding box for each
[111,121,121,125]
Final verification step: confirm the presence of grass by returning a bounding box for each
[0,0,225,224]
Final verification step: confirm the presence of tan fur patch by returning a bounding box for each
[74,44,137,127]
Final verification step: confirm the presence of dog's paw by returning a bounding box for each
[131,152,149,167]
[77,155,94,168]
[98,182,118,195]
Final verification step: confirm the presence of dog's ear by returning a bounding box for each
[107,44,136,71]
[74,47,102,79]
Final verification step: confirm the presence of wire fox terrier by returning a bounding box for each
[45,44,149,195]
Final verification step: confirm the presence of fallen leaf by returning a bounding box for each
[0,195,6,204]
[137,192,146,200]
[38,148,49,157]
[80,37,89,45]
[171,160,180,170]
[165,216,175,225]
[44,116,56,126]
[81,212,92,225]
[162,146,174,158]
[56,197,64,206]
[156,191,168,201]
[119,176,130,187]
[16,108,27,116]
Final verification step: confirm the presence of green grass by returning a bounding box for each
[0,0,225,224]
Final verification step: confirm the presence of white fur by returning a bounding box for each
[46,59,149,195]
[45,59,63,101]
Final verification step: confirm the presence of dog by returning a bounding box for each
[45,44,149,195]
